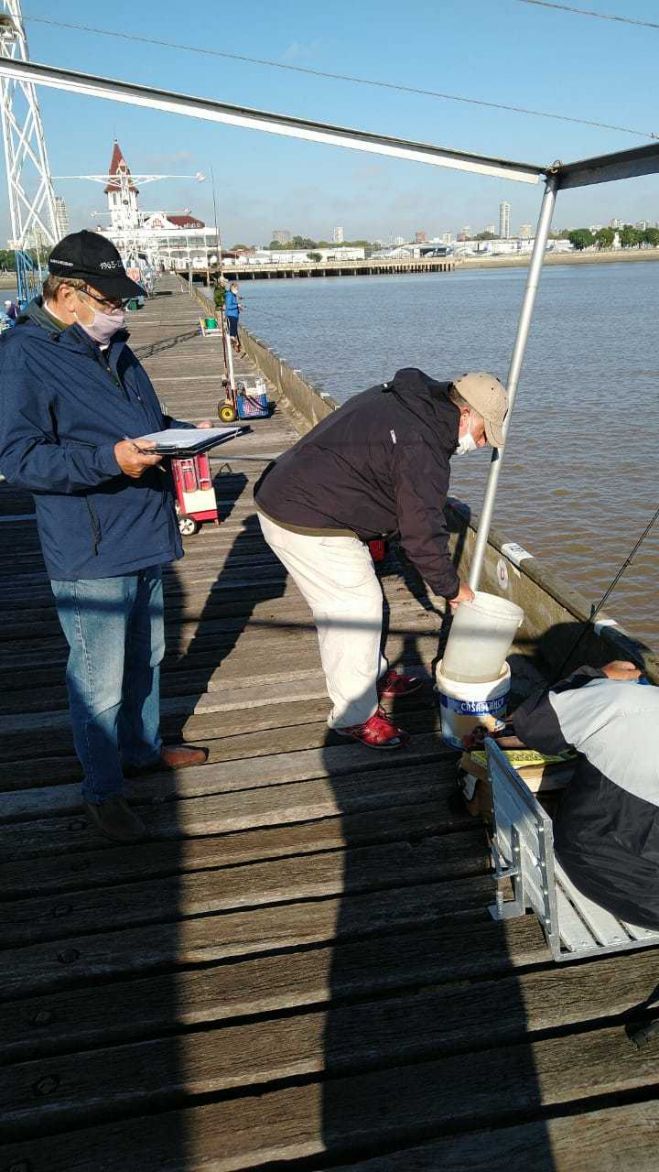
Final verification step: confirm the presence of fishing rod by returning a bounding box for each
[553,501,659,680]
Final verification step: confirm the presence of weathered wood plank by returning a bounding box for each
[6,947,659,1140]
[0,545,417,591]
[0,694,337,764]
[0,672,344,733]
[1,831,488,947]
[2,763,464,862]
[0,636,440,715]
[0,563,430,611]
[332,1102,659,1172]
[0,875,495,999]
[2,1026,659,1169]
[0,700,444,792]
[2,797,471,895]
[0,736,454,821]
[0,599,438,677]
[0,917,546,1065]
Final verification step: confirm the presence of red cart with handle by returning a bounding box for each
[171,453,219,535]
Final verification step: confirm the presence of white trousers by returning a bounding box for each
[259,513,387,727]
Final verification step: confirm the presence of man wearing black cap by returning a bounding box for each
[0,231,208,842]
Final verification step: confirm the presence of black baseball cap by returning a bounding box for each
[48,230,144,300]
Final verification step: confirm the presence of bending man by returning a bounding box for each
[255,368,508,749]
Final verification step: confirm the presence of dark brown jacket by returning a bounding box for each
[255,367,461,598]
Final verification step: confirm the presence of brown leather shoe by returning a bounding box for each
[160,744,209,770]
[124,744,209,777]
[84,796,146,843]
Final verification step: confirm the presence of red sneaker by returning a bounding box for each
[336,707,409,749]
[378,668,425,699]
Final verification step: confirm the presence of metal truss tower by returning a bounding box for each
[0,0,57,302]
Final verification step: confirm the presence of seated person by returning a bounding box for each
[510,660,659,929]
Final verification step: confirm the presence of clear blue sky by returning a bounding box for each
[5,0,659,244]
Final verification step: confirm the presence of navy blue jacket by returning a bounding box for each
[0,299,182,580]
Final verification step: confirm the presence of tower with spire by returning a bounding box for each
[104,141,140,234]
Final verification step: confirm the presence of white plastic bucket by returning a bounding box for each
[442,591,524,684]
[435,659,511,750]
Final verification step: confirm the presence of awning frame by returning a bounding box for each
[0,55,657,590]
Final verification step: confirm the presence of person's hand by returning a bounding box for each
[114,439,162,479]
[601,660,642,681]
[462,724,488,750]
[196,420,213,429]
[448,581,476,611]
[462,721,524,751]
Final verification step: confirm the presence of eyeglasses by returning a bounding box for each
[80,286,129,311]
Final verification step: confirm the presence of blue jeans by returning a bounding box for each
[51,568,165,804]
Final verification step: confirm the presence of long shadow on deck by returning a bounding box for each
[0,480,291,1166]
[318,554,556,1167]
[163,473,287,745]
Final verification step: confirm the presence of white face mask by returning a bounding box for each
[455,416,478,455]
[74,292,126,346]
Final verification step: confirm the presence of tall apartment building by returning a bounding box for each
[499,201,511,240]
[54,195,69,240]
[332,226,344,243]
[272,229,292,244]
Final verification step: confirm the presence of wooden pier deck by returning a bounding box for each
[1,279,659,1171]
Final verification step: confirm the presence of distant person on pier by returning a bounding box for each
[212,278,227,315]
[255,368,508,749]
[0,231,209,844]
[225,281,243,354]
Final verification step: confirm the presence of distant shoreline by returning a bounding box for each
[2,247,657,290]
[457,248,659,271]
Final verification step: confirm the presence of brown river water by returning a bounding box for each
[241,262,659,650]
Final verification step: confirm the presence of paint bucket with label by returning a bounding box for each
[442,592,524,683]
[435,659,511,750]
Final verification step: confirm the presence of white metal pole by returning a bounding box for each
[0,58,544,185]
[468,173,559,591]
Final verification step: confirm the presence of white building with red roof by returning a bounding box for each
[96,142,219,271]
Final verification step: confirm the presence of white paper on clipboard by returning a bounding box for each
[136,427,244,454]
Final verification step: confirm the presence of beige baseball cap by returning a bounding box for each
[452,371,509,448]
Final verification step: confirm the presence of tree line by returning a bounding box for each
[228,237,377,252]
[0,249,43,272]
[568,225,659,251]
